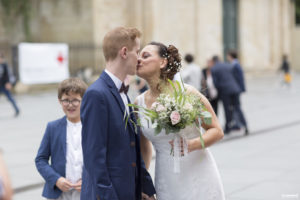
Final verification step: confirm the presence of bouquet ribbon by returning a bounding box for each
[173,134,188,173]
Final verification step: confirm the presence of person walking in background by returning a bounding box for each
[35,78,87,200]
[181,53,201,91]
[0,150,13,200]
[279,54,291,87]
[201,59,219,115]
[0,52,20,117]
[211,55,241,134]
[227,50,249,135]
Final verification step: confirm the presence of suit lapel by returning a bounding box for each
[59,116,67,156]
[100,71,136,133]
[100,71,127,115]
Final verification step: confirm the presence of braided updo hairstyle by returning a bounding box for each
[149,42,182,81]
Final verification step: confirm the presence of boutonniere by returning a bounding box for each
[124,110,138,134]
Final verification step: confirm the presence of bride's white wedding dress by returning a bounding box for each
[137,93,225,200]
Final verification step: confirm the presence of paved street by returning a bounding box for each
[0,73,300,200]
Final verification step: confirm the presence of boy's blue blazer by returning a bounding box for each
[35,116,67,199]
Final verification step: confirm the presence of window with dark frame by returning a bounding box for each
[296,0,300,25]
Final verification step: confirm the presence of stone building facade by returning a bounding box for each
[0,0,299,77]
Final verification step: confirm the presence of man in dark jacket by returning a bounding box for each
[211,55,241,134]
[0,52,20,117]
[227,50,248,135]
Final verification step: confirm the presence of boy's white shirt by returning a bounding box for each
[65,119,83,185]
[48,190,80,200]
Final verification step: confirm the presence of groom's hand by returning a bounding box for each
[142,192,149,200]
[142,193,156,200]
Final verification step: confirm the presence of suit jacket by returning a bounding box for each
[0,63,9,87]
[80,71,155,200]
[232,60,246,93]
[35,116,67,199]
[211,62,241,96]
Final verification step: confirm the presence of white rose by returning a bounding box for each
[151,102,159,110]
[184,103,193,111]
[156,104,166,112]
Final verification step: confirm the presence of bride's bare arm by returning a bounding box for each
[134,98,152,169]
[185,85,224,152]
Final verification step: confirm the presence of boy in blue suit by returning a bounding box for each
[35,78,88,199]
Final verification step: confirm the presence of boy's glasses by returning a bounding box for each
[60,99,81,107]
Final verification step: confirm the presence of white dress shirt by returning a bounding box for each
[49,120,83,200]
[65,119,83,184]
[206,74,218,99]
[105,69,129,114]
[181,63,201,91]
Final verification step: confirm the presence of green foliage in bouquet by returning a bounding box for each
[126,79,212,148]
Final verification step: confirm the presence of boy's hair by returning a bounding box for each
[102,27,141,61]
[58,77,88,99]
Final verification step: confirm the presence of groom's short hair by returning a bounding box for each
[102,27,141,61]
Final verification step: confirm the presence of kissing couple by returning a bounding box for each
[80,27,225,200]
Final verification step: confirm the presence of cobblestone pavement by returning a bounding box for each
[0,73,299,200]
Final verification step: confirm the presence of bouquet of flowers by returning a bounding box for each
[127,80,212,172]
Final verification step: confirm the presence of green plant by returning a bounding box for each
[0,0,32,40]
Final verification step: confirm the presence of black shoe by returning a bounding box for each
[224,128,231,134]
[15,110,20,117]
[244,128,249,136]
[231,125,241,131]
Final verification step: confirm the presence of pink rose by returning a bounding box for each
[170,111,181,125]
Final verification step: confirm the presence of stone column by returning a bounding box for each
[196,0,223,66]
[239,0,293,71]
[290,0,300,70]
[148,0,222,67]
[92,0,129,71]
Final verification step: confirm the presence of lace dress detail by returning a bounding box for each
[137,93,225,200]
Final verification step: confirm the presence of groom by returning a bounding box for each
[80,27,156,200]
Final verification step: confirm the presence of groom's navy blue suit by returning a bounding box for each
[80,71,155,200]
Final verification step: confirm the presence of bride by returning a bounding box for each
[135,42,225,200]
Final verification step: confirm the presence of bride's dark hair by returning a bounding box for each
[149,42,182,81]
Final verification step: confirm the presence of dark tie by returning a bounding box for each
[119,83,129,94]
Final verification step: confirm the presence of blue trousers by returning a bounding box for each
[0,86,19,113]
[220,93,247,132]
